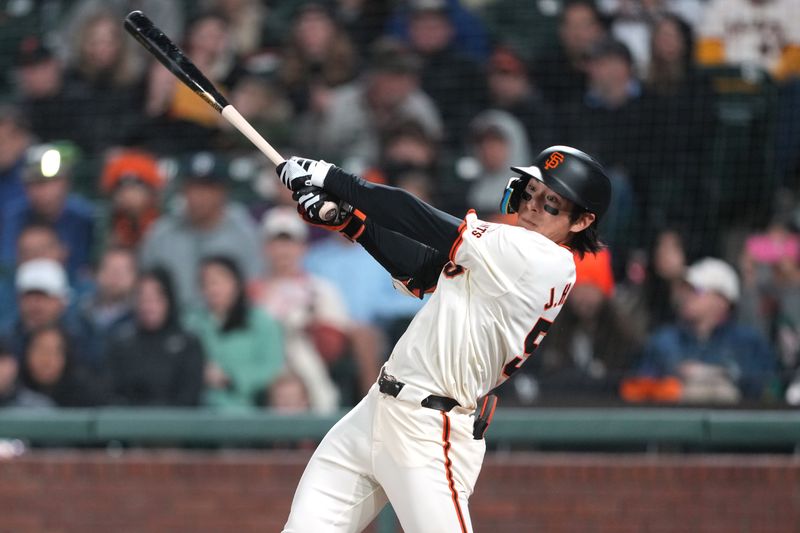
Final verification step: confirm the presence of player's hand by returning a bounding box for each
[277,156,333,191]
[293,185,347,224]
[293,185,366,241]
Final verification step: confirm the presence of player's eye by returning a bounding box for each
[521,191,532,201]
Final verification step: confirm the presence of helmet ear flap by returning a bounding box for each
[500,176,529,214]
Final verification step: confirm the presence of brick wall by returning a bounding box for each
[0,451,797,533]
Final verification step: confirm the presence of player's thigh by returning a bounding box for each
[374,408,485,533]
[284,389,388,533]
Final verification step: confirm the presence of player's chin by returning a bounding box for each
[517,217,536,231]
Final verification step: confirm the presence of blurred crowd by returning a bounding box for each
[0,0,799,412]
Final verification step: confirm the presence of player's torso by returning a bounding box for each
[387,222,576,409]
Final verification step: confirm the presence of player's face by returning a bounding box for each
[516,179,594,244]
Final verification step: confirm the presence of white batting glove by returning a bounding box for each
[277,156,333,191]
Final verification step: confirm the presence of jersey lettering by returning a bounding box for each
[501,317,553,378]
[544,283,572,310]
[471,224,489,238]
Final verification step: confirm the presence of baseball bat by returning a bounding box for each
[123,10,338,221]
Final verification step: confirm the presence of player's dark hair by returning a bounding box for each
[568,209,603,259]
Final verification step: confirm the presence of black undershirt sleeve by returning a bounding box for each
[356,220,450,297]
[324,168,462,254]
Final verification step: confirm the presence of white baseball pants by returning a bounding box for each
[283,384,485,532]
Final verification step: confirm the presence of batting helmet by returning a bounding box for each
[500,145,612,220]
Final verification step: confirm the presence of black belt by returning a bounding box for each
[378,368,460,412]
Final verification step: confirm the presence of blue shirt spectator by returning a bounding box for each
[634,258,778,402]
[0,142,94,279]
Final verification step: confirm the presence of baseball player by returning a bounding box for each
[278,146,611,533]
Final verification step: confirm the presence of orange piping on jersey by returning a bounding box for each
[449,209,476,263]
[441,412,468,533]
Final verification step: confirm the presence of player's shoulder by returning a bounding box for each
[467,213,574,264]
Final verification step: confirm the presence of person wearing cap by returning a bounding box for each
[98,149,164,249]
[293,37,442,169]
[0,141,95,280]
[2,258,87,366]
[634,257,778,404]
[458,109,531,215]
[250,206,346,413]
[139,152,262,310]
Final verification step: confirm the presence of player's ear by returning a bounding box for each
[569,211,595,234]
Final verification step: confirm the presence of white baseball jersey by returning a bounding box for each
[700,0,800,73]
[385,211,577,410]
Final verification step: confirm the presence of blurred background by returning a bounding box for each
[0,0,798,531]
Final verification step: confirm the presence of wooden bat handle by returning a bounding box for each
[221,105,284,165]
[220,105,338,221]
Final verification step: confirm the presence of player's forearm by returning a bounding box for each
[325,167,461,253]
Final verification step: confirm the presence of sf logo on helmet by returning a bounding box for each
[544,152,565,170]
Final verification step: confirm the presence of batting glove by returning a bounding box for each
[277,156,333,191]
[293,185,366,242]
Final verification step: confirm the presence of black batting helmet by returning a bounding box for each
[500,145,612,220]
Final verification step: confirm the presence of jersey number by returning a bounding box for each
[502,317,553,378]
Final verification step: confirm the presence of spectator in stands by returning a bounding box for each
[536,0,608,108]
[456,109,531,216]
[0,223,95,332]
[251,207,345,413]
[279,1,359,114]
[404,0,487,147]
[617,227,689,337]
[106,267,205,407]
[202,0,268,56]
[386,0,490,62]
[482,0,562,64]
[0,142,95,280]
[0,338,53,408]
[186,255,284,410]
[266,371,312,413]
[3,259,85,364]
[98,149,164,250]
[61,6,144,157]
[334,0,393,56]
[633,258,778,404]
[0,106,31,217]
[486,46,558,154]
[644,14,715,236]
[19,324,106,407]
[294,38,442,170]
[599,0,705,76]
[737,209,800,391]
[304,236,421,401]
[13,36,72,144]
[697,0,800,83]
[140,152,262,310]
[562,38,655,256]
[75,247,137,370]
[503,249,641,405]
[145,10,244,153]
[218,75,294,155]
